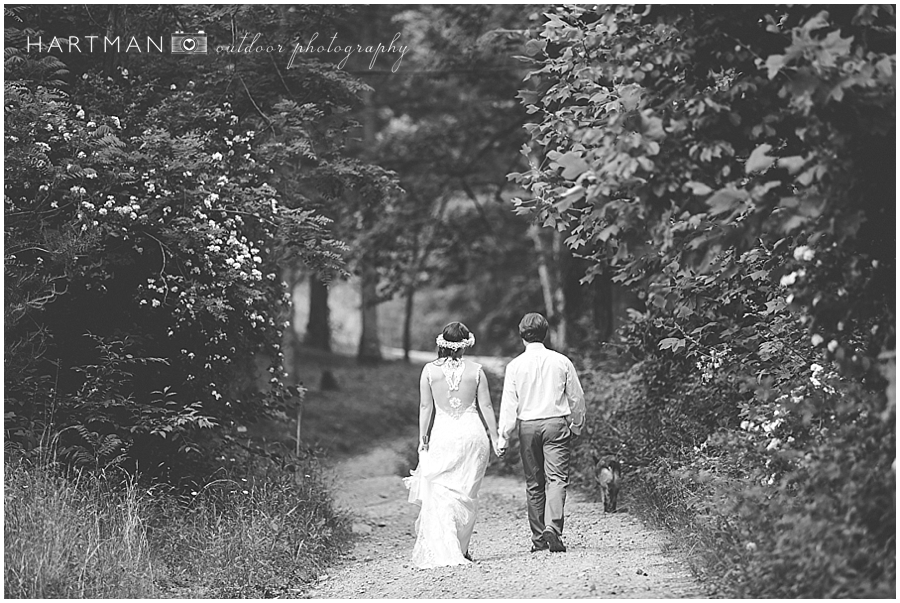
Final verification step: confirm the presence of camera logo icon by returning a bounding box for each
[171,31,207,54]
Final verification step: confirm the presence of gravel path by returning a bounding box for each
[305,434,708,599]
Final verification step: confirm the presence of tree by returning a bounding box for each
[512,4,894,372]
[512,6,895,596]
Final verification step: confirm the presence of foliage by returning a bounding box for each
[3,4,398,475]
[358,5,541,332]
[514,5,896,597]
[4,76,325,471]
[512,4,894,373]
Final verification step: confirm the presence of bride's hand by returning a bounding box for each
[493,439,506,458]
[419,435,430,452]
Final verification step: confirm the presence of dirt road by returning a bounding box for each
[305,434,707,599]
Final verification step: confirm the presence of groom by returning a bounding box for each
[496,313,586,553]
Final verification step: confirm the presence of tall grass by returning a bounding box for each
[149,451,349,598]
[5,446,350,598]
[4,456,156,598]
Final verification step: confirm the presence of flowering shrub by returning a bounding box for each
[4,75,338,474]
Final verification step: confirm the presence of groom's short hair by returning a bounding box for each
[519,313,548,343]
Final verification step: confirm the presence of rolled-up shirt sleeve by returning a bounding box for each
[498,363,520,443]
[565,359,586,433]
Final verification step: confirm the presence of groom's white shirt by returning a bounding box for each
[498,342,586,447]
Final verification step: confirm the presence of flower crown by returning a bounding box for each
[436,333,475,350]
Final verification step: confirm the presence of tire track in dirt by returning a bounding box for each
[304,434,708,599]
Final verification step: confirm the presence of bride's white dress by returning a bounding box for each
[403,360,490,569]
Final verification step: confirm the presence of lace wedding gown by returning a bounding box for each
[403,360,490,569]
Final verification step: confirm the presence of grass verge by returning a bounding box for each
[4,445,349,598]
[4,455,156,598]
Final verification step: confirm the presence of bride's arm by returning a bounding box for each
[475,367,500,447]
[418,366,435,450]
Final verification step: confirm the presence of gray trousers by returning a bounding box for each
[518,416,572,544]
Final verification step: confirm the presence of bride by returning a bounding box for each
[403,322,500,568]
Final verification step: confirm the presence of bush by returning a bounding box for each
[572,348,895,597]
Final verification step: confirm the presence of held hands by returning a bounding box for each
[419,435,430,452]
[493,437,507,458]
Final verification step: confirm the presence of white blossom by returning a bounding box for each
[793,245,815,261]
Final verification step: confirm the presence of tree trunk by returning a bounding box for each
[357,262,382,363]
[305,274,331,352]
[355,53,383,364]
[551,230,568,350]
[402,286,415,362]
[104,6,124,77]
[592,272,614,342]
[528,225,567,350]
[281,267,304,386]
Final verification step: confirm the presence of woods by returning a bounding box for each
[4,4,896,599]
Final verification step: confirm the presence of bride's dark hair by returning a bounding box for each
[436,321,470,361]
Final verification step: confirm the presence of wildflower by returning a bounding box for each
[211,152,223,161]
[745,542,757,552]
[779,271,798,287]
[76,108,86,119]
[827,340,839,353]
[170,83,177,90]
[793,245,815,261]
[811,334,824,347]
[86,121,96,128]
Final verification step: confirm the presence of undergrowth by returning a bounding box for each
[571,357,896,598]
[4,454,156,598]
[4,443,349,599]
